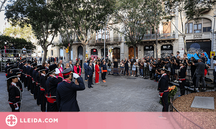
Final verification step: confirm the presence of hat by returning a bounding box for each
[160,67,168,71]
[62,68,73,76]
[7,73,18,80]
[48,64,58,74]
[12,68,21,74]
[39,66,46,72]
[36,65,42,71]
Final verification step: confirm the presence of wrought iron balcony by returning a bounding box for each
[142,33,175,41]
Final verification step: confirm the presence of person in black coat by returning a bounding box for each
[158,68,169,112]
[7,73,22,112]
[87,62,94,88]
[39,67,47,112]
[56,68,85,111]
[178,62,186,96]
[45,64,63,111]
[193,59,209,92]
[12,68,23,92]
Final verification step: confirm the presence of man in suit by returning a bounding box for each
[69,61,73,69]
[56,68,85,111]
[87,62,94,88]
[59,60,64,69]
[193,59,209,92]
[84,59,88,81]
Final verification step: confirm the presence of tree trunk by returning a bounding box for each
[183,36,187,54]
[133,45,136,59]
[82,44,86,73]
[69,46,71,61]
[42,47,47,64]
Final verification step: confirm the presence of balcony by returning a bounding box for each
[185,32,211,40]
[89,37,122,46]
[142,33,175,41]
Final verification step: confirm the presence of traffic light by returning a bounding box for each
[66,48,69,53]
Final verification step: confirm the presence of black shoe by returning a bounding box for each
[90,86,93,88]
[92,83,94,85]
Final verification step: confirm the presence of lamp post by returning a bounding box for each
[211,15,216,68]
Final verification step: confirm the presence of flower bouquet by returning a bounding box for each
[168,85,177,104]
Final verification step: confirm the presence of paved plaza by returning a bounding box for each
[0,72,164,112]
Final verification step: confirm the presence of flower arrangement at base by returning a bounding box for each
[168,85,177,103]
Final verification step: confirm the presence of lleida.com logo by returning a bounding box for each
[5,114,58,127]
[5,114,18,127]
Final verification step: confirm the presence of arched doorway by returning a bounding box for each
[112,48,120,61]
[144,45,154,57]
[91,48,98,60]
[161,44,173,58]
[129,46,138,59]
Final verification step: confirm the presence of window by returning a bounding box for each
[51,50,53,56]
[194,24,202,33]
[186,23,193,33]
[203,27,211,32]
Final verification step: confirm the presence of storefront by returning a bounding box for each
[144,45,154,57]
[161,44,173,58]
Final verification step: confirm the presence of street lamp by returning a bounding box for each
[211,15,216,68]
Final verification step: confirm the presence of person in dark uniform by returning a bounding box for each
[23,61,28,88]
[12,68,23,92]
[35,65,41,106]
[7,73,22,112]
[26,61,31,91]
[178,62,186,96]
[45,64,63,111]
[39,66,47,112]
[101,60,107,83]
[87,62,94,88]
[5,61,10,77]
[158,68,169,112]
[32,64,38,100]
[30,63,36,96]
[56,68,85,111]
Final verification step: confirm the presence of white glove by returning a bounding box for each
[73,73,80,79]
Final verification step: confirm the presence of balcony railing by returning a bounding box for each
[142,33,175,40]
[95,37,122,43]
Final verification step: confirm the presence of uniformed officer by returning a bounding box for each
[7,72,22,112]
[30,63,36,95]
[179,62,186,96]
[11,68,23,92]
[22,61,28,88]
[158,68,169,112]
[32,64,38,99]
[45,64,63,111]
[56,68,85,111]
[26,61,31,91]
[39,66,47,112]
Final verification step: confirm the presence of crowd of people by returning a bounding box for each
[4,50,213,112]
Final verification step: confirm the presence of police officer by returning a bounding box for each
[158,68,169,112]
[39,66,47,112]
[45,64,63,111]
[178,62,186,96]
[7,73,22,112]
[11,68,23,92]
[56,68,85,111]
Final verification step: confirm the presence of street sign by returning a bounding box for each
[210,51,215,58]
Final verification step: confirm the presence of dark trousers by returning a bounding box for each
[214,70,216,83]
[47,102,58,112]
[27,77,31,91]
[102,72,106,80]
[9,103,21,112]
[40,91,46,112]
[195,74,206,88]
[179,80,185,96]
[149,71,152,78]
[144,67,148,76]
[85,70,88,80]
[31,82,35,95]
[88,75,93,87]
[34,84,38,100]
[124,67,129,75]
[161,92,169,112]
[37,88,41,105]
[24,77,27,88]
